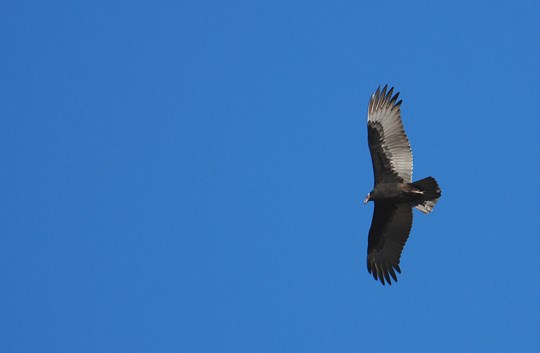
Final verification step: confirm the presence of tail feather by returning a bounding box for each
[411,177,441,214]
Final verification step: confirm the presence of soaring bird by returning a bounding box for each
[364,85,441,285]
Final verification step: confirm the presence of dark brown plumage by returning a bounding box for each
[364,85,441,285]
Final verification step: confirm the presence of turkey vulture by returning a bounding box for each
[364,85,441,285]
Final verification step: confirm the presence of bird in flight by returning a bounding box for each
[364,85,441,285]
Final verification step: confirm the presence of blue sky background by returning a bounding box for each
[3,1,540,352]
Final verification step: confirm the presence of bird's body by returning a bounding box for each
[367,182,422,203]
[364,85,441,285]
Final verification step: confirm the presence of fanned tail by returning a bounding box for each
[411,177,441,214]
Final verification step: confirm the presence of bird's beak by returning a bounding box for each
[363,194,370,205]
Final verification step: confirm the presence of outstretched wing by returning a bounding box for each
[367,202,413,285]
[367,85,413,184]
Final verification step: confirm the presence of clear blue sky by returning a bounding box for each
[3,1,540,352]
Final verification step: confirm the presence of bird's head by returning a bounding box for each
[363,193,371,205]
